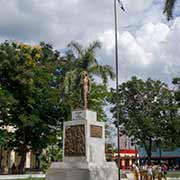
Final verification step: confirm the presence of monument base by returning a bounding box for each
[46,162,118,180]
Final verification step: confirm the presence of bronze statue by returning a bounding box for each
[80,71,91,109]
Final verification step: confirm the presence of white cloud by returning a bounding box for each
[99,30,115,53]
[124,0,153,12]
[0,0,179,84]
[98,16,180,83]
[166,17,180,56]
[119,31,152,66]
[163,17,180,77]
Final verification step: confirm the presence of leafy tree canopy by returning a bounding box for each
[109,76,179,160]
[0,41,69,172]
[0,40,114,172]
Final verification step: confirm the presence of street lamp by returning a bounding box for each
[113,0,125,180]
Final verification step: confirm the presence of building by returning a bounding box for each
[106,134,139,169]
[0,148,38,174]
[113,149,138,169]
[139,148,180,169]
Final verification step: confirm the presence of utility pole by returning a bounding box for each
[113,1,125,180]
[114,0,120,179]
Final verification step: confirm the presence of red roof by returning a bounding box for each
[119,149,138,154]
[106,149,138,154]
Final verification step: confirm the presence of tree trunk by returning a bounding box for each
[35,152,41,172]
[159,142,162,164]
[36,157,40,171]
[147,138,152,165]
[18,146,27,174]
[0,146,2,174]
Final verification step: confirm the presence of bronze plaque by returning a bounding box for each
[90,125,102,138]
[64,125,85,156]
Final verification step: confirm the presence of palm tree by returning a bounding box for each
[62,41,115,108]
[164,0,177,20]
[67,41,114,83]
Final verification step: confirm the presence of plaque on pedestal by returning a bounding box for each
[90,125,102,138]
[72,110,96,122]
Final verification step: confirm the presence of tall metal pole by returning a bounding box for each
[114,0,121,179]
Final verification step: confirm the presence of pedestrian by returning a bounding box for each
[140,163,147,180]
[161,163,168,180]
[147,164,153,180]
[152,162,157,180]
[132,162,140,180]
[157,164,162,180]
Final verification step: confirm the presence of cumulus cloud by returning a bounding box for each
[0,0,166,45]
[99,17,180,84]
[0,0,180,84]
[119,31,152,66]
[124,0,153,12]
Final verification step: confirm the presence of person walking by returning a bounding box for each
[161,163,168,180]
[157,165,162,180]
[147,164,153,180]
[132,162,140,180]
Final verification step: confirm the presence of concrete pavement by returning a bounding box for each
[0,174,45,180]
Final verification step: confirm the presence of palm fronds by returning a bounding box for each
[164,0,177,20]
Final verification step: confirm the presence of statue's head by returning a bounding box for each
[82,71,88,78]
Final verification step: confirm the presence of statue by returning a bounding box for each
[80,71,91,109]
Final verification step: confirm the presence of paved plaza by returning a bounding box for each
[0,173,179,180]
[125,172,180,180]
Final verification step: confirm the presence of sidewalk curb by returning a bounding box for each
[0,174,45,180]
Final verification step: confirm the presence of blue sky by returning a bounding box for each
[0,0,180,85]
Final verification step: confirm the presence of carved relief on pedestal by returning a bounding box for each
[64,125,85,156]
[90,125,102,138]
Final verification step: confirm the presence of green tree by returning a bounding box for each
[38,133,63,172]
[164,0,177,20]
[109,77,178,161]
[0,86,16,171]
[168,77,180,147]
[0,40,114,173]
[0,41,69,173]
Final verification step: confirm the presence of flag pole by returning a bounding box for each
[113,0,121,179]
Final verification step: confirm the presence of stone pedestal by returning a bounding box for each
[46,110,118,180]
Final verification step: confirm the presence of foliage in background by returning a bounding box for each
[164,0,177,20]
[0,41,70,173]
[0,41,114,173]
[109,76,179,161]
[39,145,63,172]
[170,77,180,147]
[61,41,114,121]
